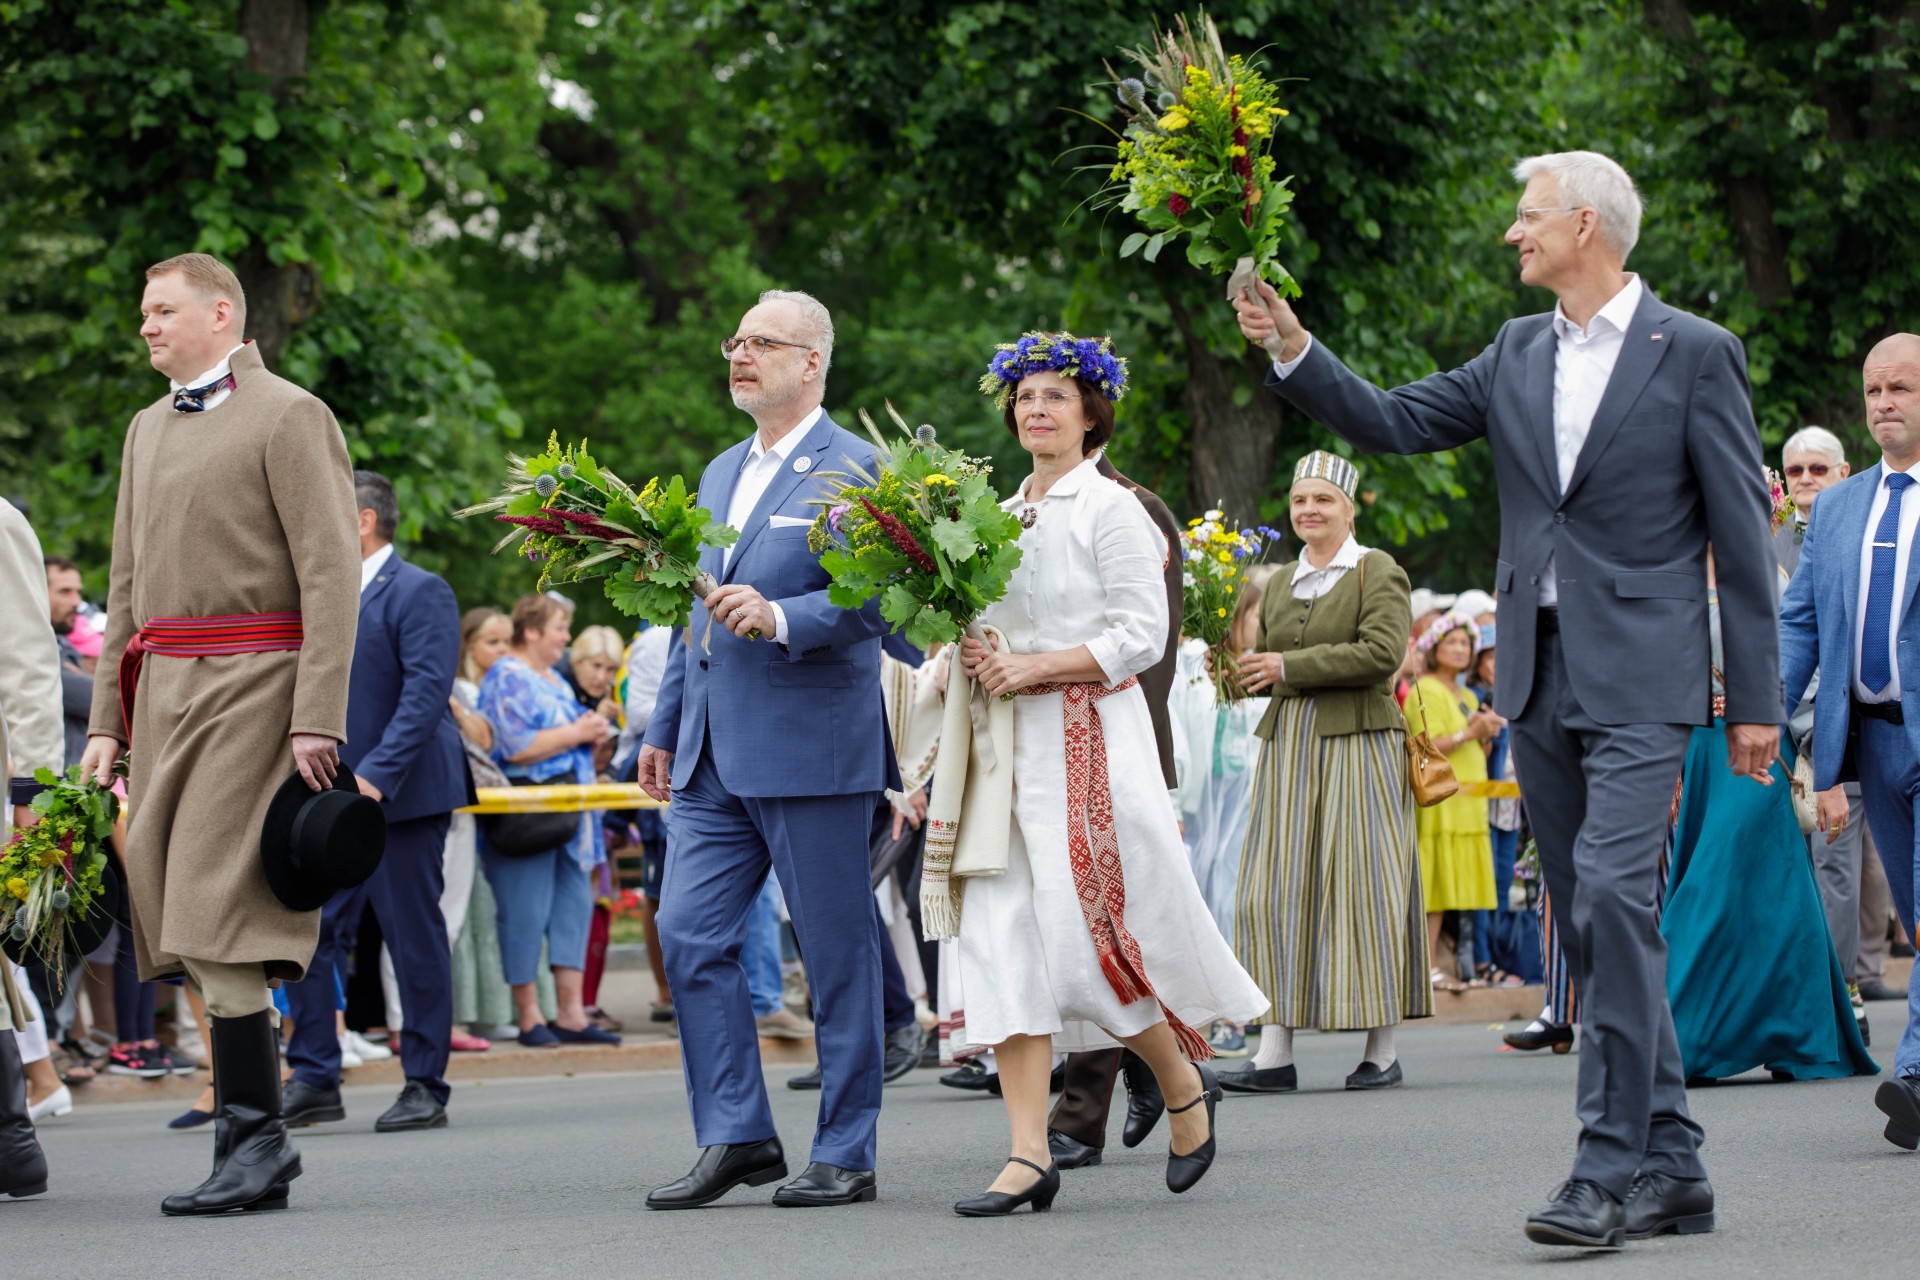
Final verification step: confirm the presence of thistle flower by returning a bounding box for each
[1157,90,1177,110]
[859,496,938,575]
[534,474,559,497]
[50,889,69,911]
[915,424,938,445]
[1117,77,1148,112]
[556,462,575,480]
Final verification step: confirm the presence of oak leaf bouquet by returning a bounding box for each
[805,407,1025,651]
[458,434,737,634]
[1181,508,1283,704]
[2,766,117,981]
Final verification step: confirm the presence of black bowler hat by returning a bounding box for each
[259,764,387,912]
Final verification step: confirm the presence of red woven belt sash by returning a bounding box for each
[118,611,305,733]
[1018,676,1212,1062]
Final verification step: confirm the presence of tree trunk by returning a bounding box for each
[1162,281,1281,522]
[235,0,316,368]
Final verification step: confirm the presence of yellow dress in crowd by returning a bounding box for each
[1404,676,1496,913]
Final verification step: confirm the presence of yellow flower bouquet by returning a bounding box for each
[1181,508,1283,704]
[2,766,117,977]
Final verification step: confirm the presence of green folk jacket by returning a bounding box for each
[1254,548,1412,739]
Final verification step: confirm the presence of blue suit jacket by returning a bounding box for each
[644,413,899,798]
[345,551,472,823]
[1780,464,1920,790]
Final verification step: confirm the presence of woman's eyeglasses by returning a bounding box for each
[1014,390,1082,409]
[1783,463,1832,479]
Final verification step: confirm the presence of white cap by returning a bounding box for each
[1453,589,1497,619]
[1409,587,1458,617]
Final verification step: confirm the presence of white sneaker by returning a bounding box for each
[30,1084,74,1122]
[339,1037,365,1070]
[343,1030,392,1063]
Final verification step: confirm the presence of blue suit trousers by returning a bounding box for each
[287,813,454,1103]
[1856,717,1920,1077]
[658,753,883,1169]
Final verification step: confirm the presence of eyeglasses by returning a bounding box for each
[1783,463,1833,479]
[1014,390,1082,409]
[720,334,812,360]
[1512,206,1584,227]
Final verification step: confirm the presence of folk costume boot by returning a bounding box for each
[0,1028,50,1199]
[162,1010,301,1216]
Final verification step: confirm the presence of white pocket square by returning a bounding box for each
[768,515,813,528]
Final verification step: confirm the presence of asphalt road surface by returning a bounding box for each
[8,1023,1903,1279]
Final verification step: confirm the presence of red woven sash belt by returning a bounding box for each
[118,611,305,732]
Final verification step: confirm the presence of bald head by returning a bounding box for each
[1865,333,1920,471]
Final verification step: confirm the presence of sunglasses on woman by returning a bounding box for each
[1783,463,1832,479]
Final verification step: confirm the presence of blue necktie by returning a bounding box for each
[1861,472,1914,694]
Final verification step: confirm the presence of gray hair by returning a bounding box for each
[1783,425,1846,467]
[352,469,398,541]
[1512,151,1644,261]
[758,288,834,383]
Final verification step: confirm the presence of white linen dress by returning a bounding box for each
[945,457,1269,1056]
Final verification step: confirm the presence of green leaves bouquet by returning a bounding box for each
[458,433,737,630]
[3,767,117,978]
[806,407,1025,651]
[1099,11,1299,299]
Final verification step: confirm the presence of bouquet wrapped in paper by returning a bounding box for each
[3,767,117,984]
[1098,11,1298,303]
[458,434,737,635]
[1181,507,1283,704]
[806,407,1025,651]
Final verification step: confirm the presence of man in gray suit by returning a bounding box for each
[1234,150,1777,1249]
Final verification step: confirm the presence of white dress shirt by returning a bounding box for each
[1854,462,1920,703]
[1290,534,1368,600]
[360,542,396,593]
[1272,276,1645,606]
[169,342,249,413]
[720,405,824,646]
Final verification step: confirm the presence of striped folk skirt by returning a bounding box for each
[1234,697,1432,1029]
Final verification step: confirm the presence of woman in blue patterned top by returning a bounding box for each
[477,594,620,1047]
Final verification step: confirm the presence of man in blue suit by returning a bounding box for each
[640,289,896,1210]
[1781,332,1920,1150]
[283,471,471,1133]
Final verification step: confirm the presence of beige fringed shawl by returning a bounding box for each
[918,627,1014,940]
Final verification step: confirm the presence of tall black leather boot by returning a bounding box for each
[0,1027,49,1198]
[161,1009,301,1215]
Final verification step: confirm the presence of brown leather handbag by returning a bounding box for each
[1405,682,1461,808]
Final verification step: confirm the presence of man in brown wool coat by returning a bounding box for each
[80,252,361,1217]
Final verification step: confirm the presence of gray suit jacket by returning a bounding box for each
[1265,287,1778,726]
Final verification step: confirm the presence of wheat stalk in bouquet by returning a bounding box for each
[3,766,118,982]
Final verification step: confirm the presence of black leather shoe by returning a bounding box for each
[281,1077,346,1128]
[1859,1012,1872,1047]
[786,1066,822,1091]
[0,1030,48,1199]
[1623,1172,1715,1239]
[1860,978,1906,1002]
[1164,1063,1220,1194]
[940,1060,993,1091]
[1345,1059,1403,1090]
[954,1156,1059,1216]
[163,1011,302,1216]
[883,1023,925,1083]
[1503,1021,1575,1054]
[1047,1129,1103,1169]
[1524,1179,1625,1248]
[646,1138,788,1210]
[1875,1076,1920,1150]
[374,1080,447,1132]
[1121,1052,1165,1148]
[1217,1063,1297,1094]
[771,1162,877,1207]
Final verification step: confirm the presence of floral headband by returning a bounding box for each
[1416,609,1482,657]
[979,332,1129,410]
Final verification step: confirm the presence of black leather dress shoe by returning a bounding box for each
[1047,1129,1103,1169]
[954,1156,1059,1216]
[771,1162,877,1206]
[1121,1053,1165,1148]
[1623,1172,1715,1239]
[1503,1021,1575,1054]
[281,1078,346,1128]
[786,1066,822,1091]
[1344,1059,1403,1090]
[1165,1063,1221,1194]
[1524,1179,1625,1248]
[1860,978,1906,1002]
[1875,1076,1920,1150]
[883,1023,925,1083]
[1217,1063,1297,1094]
[374,1080,447,1132]
[646,1138,788,1210]
[940,1060,993,1091]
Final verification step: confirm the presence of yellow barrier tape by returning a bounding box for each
[1455,780,1521,799]
[461,784,666,814]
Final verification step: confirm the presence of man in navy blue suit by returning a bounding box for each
[640,290,897,1210]
[283,471,471,1132]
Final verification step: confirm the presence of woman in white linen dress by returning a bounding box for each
[951,332,1268,1216]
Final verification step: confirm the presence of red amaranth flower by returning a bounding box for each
[544,507,625,541]
[1168,194,1191,218]
[496,514,571,537]
[1232,127,1253,180]
[858,496,937,574]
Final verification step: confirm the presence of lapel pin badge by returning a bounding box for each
[1651,333,1664,342]
[793,455,813,474]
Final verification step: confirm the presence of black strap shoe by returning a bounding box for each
[1217,1063,1297,1094]
[282,1077,346,1128]
[1623,1172,1715,1239]
[771,1162,878,1207]
[786,1066,823,1091]
[954,1156,1059,1216]
[162,1010,303,1216]
[1344,1059,1403,1090]
[940,1060,993,1091]
[1120,1052,1165,1148]
[1524,1179,1626,1248]
[1875,1076,1920,1150]
[1047,1128,1103,1169]
[1165,1063,1220,1194]
[0,1030,49,1199]
[647,1139,788,1210]
[1502,1021,1575,1054]
[374,1080,448,1132]
[883,1023,925,1083]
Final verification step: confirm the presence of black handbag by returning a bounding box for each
[481,776,580,858]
